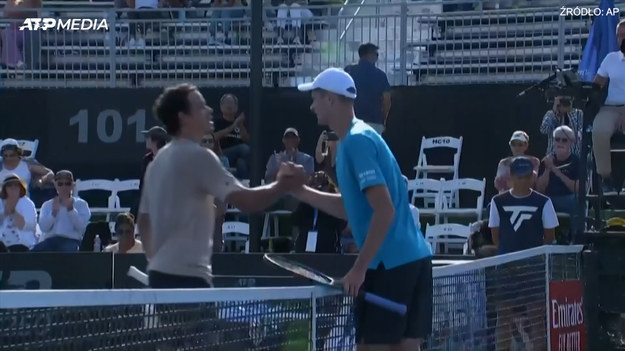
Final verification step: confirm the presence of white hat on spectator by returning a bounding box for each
[509,131,529,144]
[0,138,20,153]
[297,68,357,99]
[283,127,299,138]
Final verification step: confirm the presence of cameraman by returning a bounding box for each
[591,19,625,195]
[540,95,583,156]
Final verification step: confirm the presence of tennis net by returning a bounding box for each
[0,245,583,351]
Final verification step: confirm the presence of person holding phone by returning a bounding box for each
[539,95,583,156]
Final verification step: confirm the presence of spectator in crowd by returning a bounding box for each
[344,43,391,134]
[139,126,170,193]
[34,170,92,252]
[201,132,230,168]
[292,171,345,253]
[536,126,580,242]
[124,0,161,48]
[0,174,37,252]
[314,130,338,183]
[1,0,41,69]
[0,139,54,196]
[494,131,540,194]
[489,156,557,351]
[275,0,315,45]
[265,127,314,183]
[104,213,143,253]
[214,93,250,178]
[210,0,245,44]
[591,19,625,195]
[540,96,583,157]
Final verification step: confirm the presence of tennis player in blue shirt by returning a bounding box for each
[296,68,433,351]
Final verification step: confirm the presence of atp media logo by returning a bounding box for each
[19,18,109,31]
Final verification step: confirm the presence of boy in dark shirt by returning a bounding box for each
[488,156,558,350]
[489,157,558,254]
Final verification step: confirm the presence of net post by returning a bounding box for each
[545,248,552,351]
[311,289,317,351]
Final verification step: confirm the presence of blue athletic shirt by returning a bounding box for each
[336,118,432,269]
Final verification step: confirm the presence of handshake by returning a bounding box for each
[276,162,308,193]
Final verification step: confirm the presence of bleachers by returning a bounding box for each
[410,6,595,84]
[0,0,329,87]
[0,0,623,87]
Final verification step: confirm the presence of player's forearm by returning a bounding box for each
[227,183,284,214]
[491,227,500,246]
[353,207,394,271]
[137,213,154,260]
[544,228,555,244]
[293,186,347,220]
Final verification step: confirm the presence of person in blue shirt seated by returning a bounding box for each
[536,125,580,243]
[296,67,433,351]
[265,127,315,183]
[344,43,392,134]
[34,170,92,252]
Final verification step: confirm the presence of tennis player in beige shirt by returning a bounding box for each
[138,84,307,288]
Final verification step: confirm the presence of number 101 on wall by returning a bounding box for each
[69,109,147,144]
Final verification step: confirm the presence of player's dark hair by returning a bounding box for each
[153,84,197,136]
[358,43,378,58]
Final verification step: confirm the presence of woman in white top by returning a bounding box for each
[0,174,38,251]
[104,213,143,254]
[0,139,54,195]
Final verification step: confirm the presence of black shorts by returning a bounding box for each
[148,270,212,288]
[354,256,433,345]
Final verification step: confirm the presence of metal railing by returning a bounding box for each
[0,1,622,88]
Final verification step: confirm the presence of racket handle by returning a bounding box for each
[361,292,407,315]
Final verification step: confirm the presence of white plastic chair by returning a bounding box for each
[222,221,250,253]
[439,178,486,223]
[75,179,119,227]
[113,178,140,209]
[409,178,443,224]
[425,223,472,255]
[414,136,463,206]
[16,139,39,159]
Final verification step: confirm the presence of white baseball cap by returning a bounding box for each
[297,68,357,99]
[509,131,529,143]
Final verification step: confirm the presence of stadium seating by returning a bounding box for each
[1,0,623,86]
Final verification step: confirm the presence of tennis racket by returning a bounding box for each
[263,254,407,315]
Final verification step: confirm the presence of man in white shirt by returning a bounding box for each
[592,19,625,195]
[33,170,92,252]
[139,83,307,289]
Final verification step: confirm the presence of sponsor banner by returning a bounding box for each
[549,280,587,351]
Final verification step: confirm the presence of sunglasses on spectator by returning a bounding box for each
[203,138,215,144]
[56,181,72,187]
[116,228,134,235]
[0,145,18,153]
[554,137,569,143]
[1,152,18,158]
[510,142,525,147]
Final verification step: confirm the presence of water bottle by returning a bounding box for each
[94,235,101,252]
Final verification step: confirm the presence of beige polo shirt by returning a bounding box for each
[139,138,243,283]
